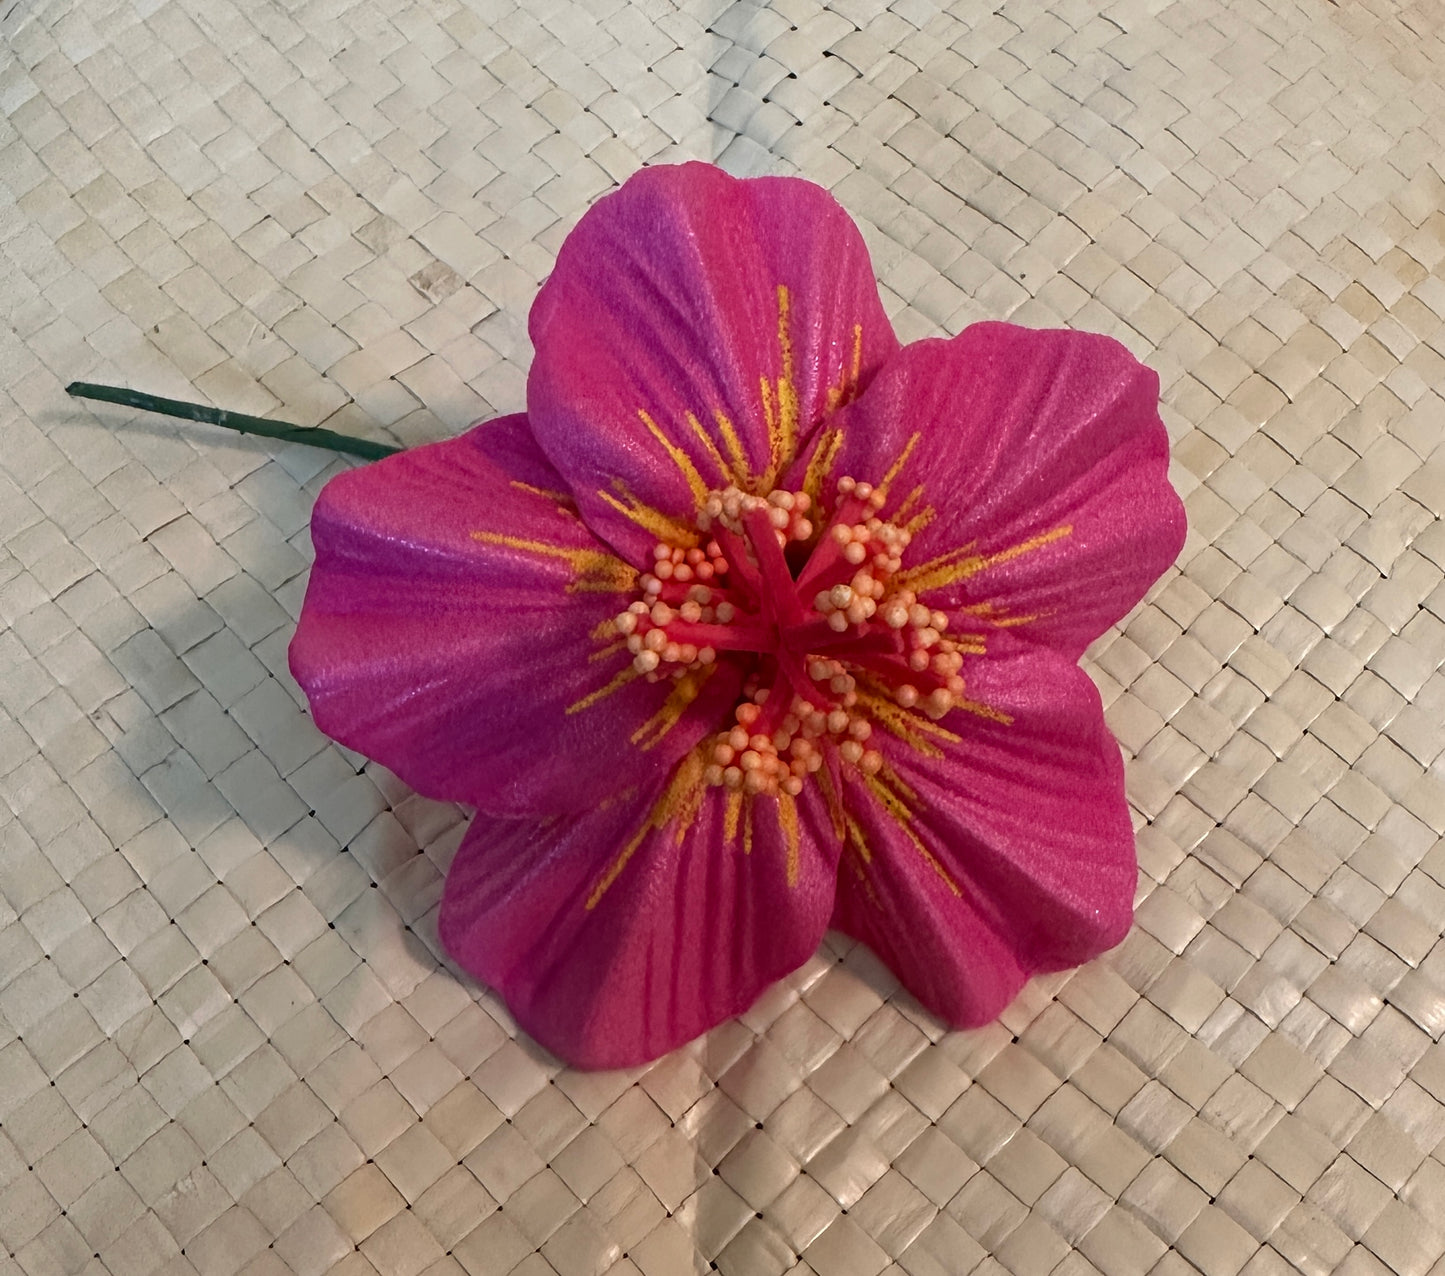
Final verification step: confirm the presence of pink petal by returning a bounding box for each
[290,415,740,817]
[439,771,839,1068]
[832,644,1136,1027]
[528,162,899,565]
[797,324,1186,658]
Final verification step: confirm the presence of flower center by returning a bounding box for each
[613,479,966,797]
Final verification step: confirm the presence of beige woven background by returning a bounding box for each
[3,0,1445,1273]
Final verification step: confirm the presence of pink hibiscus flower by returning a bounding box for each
[290,162,1186,1069]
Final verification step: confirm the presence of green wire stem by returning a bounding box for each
[66,382,402,461]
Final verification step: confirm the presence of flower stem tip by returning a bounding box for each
[65,381,401,461]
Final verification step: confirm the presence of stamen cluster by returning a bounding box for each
[704,680,881,796]
[610,477,971,796]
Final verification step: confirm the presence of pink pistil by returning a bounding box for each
[740,505,806,630]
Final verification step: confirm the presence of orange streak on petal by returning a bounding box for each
[893,483,926,520]
[585,749,707,910]
[470,530,637,593]
[630,665,717,751]
[953,697,1014,726]
[861,771,962,899]
[826,322,864,411]
[803,426,845,508]
[814,762,847,842]
[844,813,873,865]
[851,682,960,758]
[584,824,650,913]
[509,480,578,516]
[765,284,800,485]
[597,484,699,547]
[724,788,743,845]
[566,666,641,716]
[685,411,733,486]
[638,408,709,509]
[899,525,1073,596]
[777,791,801,889]
[876,431,922,502]
[713,408,754,490]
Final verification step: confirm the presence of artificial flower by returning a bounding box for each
[290,162,1186,1069]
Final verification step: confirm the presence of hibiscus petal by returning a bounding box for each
[290,415,740,817]
[800,323,1186,658]
[527,162,899,565]
[832,644,1136,1027]
[439,762,839,1068]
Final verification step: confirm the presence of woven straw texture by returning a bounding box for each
[4,1,1445,1274]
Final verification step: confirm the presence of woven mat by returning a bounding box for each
[3,0,1445,1273]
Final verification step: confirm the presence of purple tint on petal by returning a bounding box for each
[290,415,740,817]
[833,644,1136,1027]
[528,162,899,566]
[804,323,1187,658]
[439,776,839,1068]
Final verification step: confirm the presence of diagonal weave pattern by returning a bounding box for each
[3,0,1445,1273]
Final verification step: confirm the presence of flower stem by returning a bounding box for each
[65,382,402,461]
